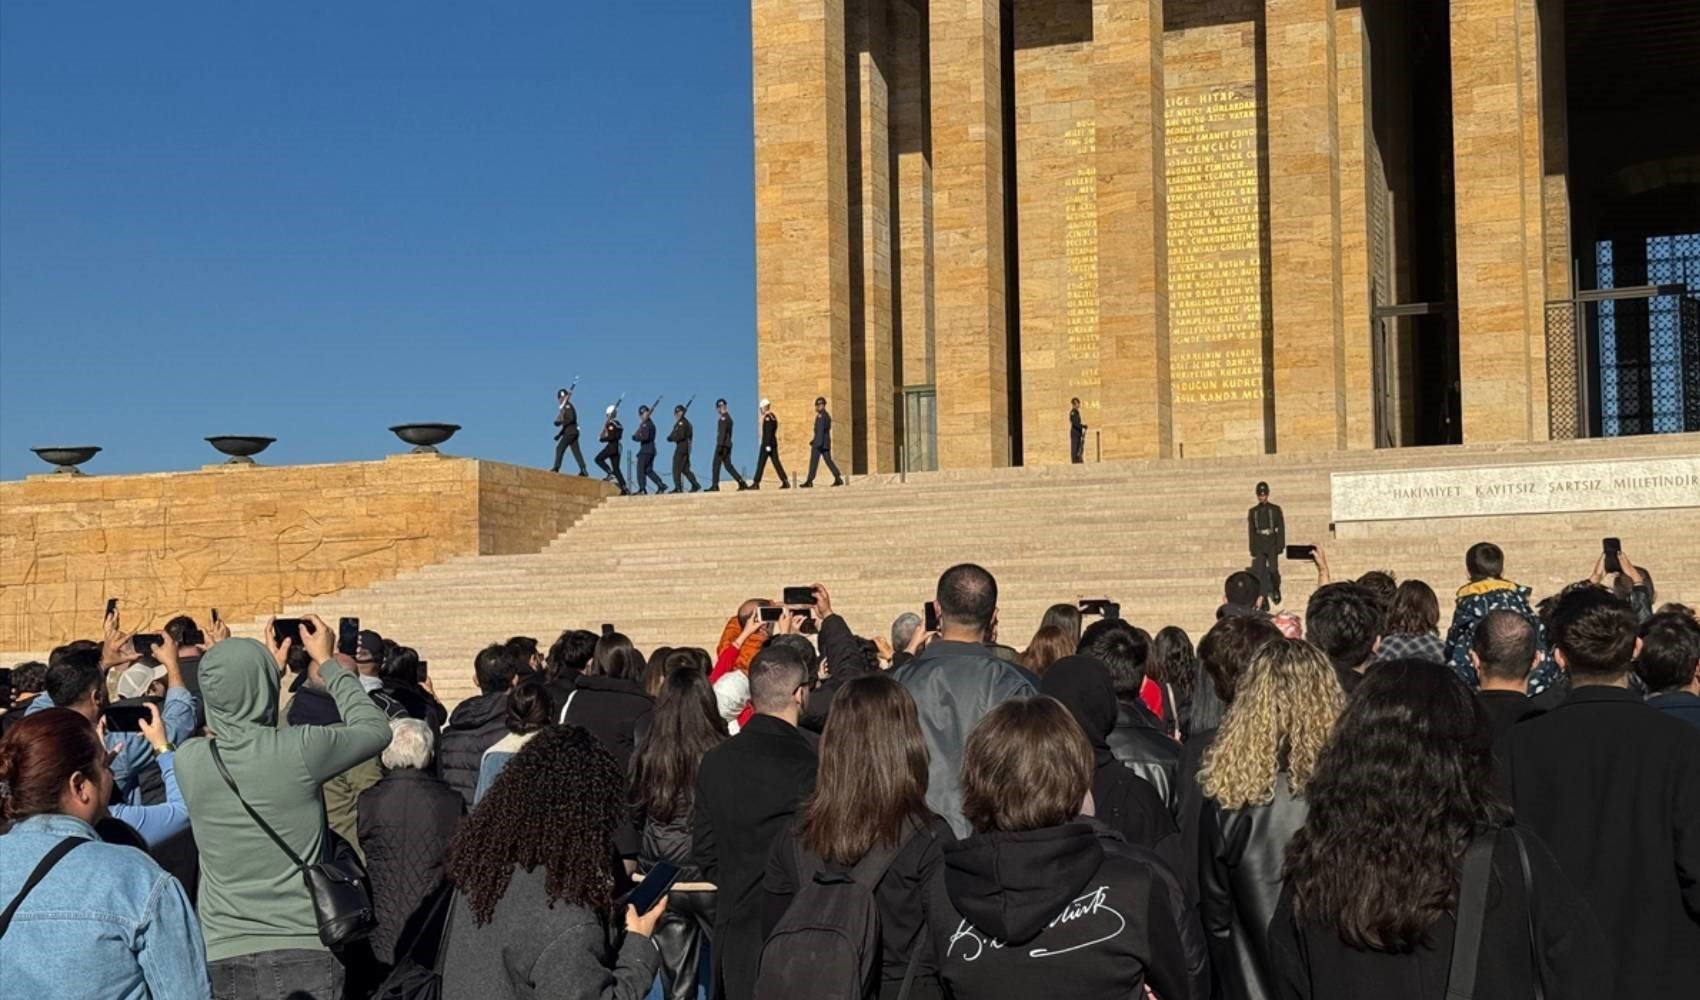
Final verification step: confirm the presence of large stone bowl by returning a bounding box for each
[205,435,276,464]
[30,446,101,475]
[389,423,461,454]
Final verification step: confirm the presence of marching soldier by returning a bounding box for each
[1248,481,1286,605]
[668,404,702,493]
[708,398,750,492]
[632,405,667,495]
[752,398,791,490]
[800,396,844,488]
[595,405,629,495]
[1070,398,1086,464]
[550,387,587,476]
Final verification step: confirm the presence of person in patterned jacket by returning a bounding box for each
[1443,541,1559,693]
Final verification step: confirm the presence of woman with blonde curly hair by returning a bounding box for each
[1187,638,1344,1000]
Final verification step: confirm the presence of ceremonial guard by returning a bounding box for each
[550,386,586,475]
[709,398,749,492]
[596,405,629,495]
[752,398,791,490]
[632,405,667,495]
[1070,398,1087,464]
[800,396,844,488]
[668,404,702,493]
[1248,481,1286,604]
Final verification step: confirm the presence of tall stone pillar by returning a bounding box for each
[850,0,897,472]
[1094,0,1170,459]
[1450,0,1543,442]
[1265,0,1347,453]
[893,0,935,396]
[930,0,1009,468]
[753,0,853,468]
[1334,3,1375,450]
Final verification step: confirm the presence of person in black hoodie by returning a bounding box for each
[925,697,1209,1000]
[440,643,522,808]
[1082,619,1181,809]
[1039,655,1180,865]
[544,628,599,710]
[562,632,655,775]
[764,674,950,1000]
[373,645,448,731]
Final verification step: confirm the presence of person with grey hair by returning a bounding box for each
[890,611,924,670]
[358,718,465,972]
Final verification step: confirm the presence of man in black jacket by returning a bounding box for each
[693,644,818,1000]
[1498,587,1700,1000]
[1305,582,1383,695]
[1082,618,1180,810]
[632,405,667,495]
[799,396,843,488]
[595,405,629,495]
[439,644,521,808]
[708,398,749,492]
[1471,609,1544,741]
[551,387,587,475]
[667,404,702,493]
[751,398,790,489]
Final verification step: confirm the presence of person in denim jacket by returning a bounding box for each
[0,707,210,999]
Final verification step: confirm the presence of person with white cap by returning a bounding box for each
[595,403,629,495]
[752,398,791,490]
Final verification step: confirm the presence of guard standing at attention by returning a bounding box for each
[1248,481,1286,605]
[752,398,791,490]
[1070,397,1087,464]
[596,405,629,495]
[708,398,749,492]
[632,405,667,495]
[668,404,702,493]
[800,396,844,488]
[551,387,587,475]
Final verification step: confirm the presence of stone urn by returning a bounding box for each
[389,423,460,454]
[205,435,276,465]
[30,446,101,475]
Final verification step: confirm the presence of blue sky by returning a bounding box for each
[0,3,756,479]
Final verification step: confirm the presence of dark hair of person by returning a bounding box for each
[1656,601,1696,620]
[1198,615,1283,703]
[664,647,712,677]
[960,697,1092,834]
[43,657,103,710]
[1465,541,1504,581]
[1080,619,1151,699]
[380,645,421,685]
[1548,587,1638,680]
[546,630,599,681]
[0,708,105,822]
[1040,603,1083,642]
[505,675,554,735]
[1224,570,1262,607]
[1471,609,1538,682]
[1151,626,1198,696]
[1019,626,1074,677]
[937,563,998,632]
[286,644,314,676]
[503,636,540,667]
[48,640,101,673]
[447,725,626,925]
[631,667,726,823]
[590,632,643,680]
[1634,611,1700,693]
[1355,571,1398,612]
[11,661,48,695]
[474,643,519,694]
[749,644,808,714]
[766,634,820,681]
[1384,580,1440,636]
[162,615,204,646]
[1283,660,1511,951]
[642,646,675,698]
[798,675,931,865]
[1305,583,1385,675]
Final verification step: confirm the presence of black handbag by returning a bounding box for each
[209,741,375,947]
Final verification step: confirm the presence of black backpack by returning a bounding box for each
[754,828,924,1000]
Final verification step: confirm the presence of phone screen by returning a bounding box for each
[1285,544,1317,562]
[131,633,163,657]
[103,697,163,733]
[106,598,118,618]
[758,605,785,624]
[211,608,220,624]
[627,862,681,915]
[272,618,306,646]
[782,586,817,607]
[600,623,616,637]
[338,618,360,658]
[924,601,940,633]
[1602,537,1622,573]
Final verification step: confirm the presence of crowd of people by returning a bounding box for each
[1,540,1697,1000]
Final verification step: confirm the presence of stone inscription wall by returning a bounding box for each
[1332,456,1700,522]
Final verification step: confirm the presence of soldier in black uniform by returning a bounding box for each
[1070,397,1087,464]
[800,396,844,488]
[551,387,587,475]
[632,405,667,495]
[1248,481,1286,605]
[752,398,791,489]
[667,404,701,493]
[595,405,629,495]
[708,398,749,492]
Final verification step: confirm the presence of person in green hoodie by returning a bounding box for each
[174,615,391,1000]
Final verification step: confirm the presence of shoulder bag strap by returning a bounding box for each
[1446,830,1498,1000]
[0,837,88,938]
[1510,828,1545,1000]
[208,741,308,870]
[557,689,579,725]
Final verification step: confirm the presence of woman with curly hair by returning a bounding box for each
[441,724,666,1000]
[1268,660,1609,1000]
[1151,625,1199,739]
[1188,638,1344,1000]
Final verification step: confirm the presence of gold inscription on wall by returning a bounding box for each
[1064,119,1100,399]
[1165,88,1266,407]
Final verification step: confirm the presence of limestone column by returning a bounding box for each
[1093,0,1170,459]
[1539,0,1577,437]
[753,0,853,468]
[1450,0,1541,442]
[930,0,1009,468]
[1518,0,1550,436]
[1334,3,1375,450]
[1265,0,1347,453]
[893,0,935,395]
[850,0,897,472]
